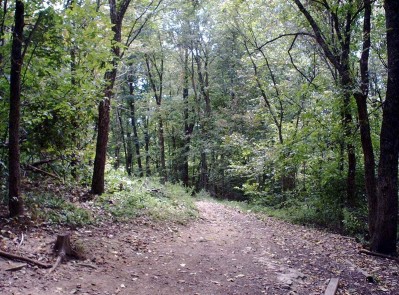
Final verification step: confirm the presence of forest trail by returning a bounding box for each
[1,200,398,295]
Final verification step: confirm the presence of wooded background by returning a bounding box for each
[0,0,398,255]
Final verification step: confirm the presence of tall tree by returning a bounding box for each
[128,73,143,177]
[190,0,213,190]
[371,0,399,254]
[91,0,132,194]
[292,0,360,206]
[352,0,377,237]
[181,47,194,186]
[8,0,24,217]
[145,48,167,182]
[92,0,162,194]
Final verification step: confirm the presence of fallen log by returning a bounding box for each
[24,164,62,181]
[359,249,399,263]
[29,158,58,167]
[0,250,51,268]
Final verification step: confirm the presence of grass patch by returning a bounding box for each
[21,169,197,227]
[96,170,198,224]
[25,192,92,227]
[214,194,369,239]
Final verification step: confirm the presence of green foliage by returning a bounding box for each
[0,0,389,242]
[342,206,368,237]
[194,189,212,200]
[25,192,92,227]
[96,170,198,224]
[19,2,112,164]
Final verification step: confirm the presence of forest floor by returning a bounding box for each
[1,200,398,295]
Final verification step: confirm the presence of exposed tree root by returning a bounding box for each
[359,249,399,263]
[0,250,51,268]
[48,232,80,274]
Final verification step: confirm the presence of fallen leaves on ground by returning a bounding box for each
[1,200,398,294]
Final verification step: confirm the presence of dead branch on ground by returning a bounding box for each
[24,164,62,181]
[0,249,51,268]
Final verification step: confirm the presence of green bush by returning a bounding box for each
[25,192,92,227]
[342,207,368,236]
[96,170,198,224]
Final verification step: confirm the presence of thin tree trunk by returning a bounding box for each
[116,107,129,173]
[91,91,112,194]
[353,0,377,237]
[126,129,133,175]
[144,114,151,176]
[128,83,143,176]
[158,113,166,183]
[8,0,24,217]
[356,90,377,233]
[193,43,211,191]
[145,54,166,182]
[371,0,399,254]
[199,151,208,190]
[182,48,193,186]
[341,68,357,207]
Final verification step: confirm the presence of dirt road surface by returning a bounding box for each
[1,200,398,294]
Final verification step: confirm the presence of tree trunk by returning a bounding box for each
[145,54,166,182]
[126,137,133,176]
[158,114,167,183]
[144,114,151,176]
[352,0,377,238]
[116,108,127,171]
[199,151,208,190]
[8,0,24,217]
[292,0,358,204]
[91,0,131,194]
[341,69,357,208]
[182,49,193,186]
[355,92,377,235]
[91,94,112,194]
[193,42,211,191]
[91,37,118,193]
[371,0,399,254]
[128,88,143,177]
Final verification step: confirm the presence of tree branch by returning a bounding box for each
[288,35,318,87]
[256,32,315,52]
[292,0,341,72]
[0,250,52,268]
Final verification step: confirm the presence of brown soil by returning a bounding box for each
[1,200,398,294]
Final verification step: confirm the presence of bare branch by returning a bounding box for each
[287,35,318,87]
[256,32,315,51]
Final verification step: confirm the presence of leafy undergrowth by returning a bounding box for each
[96,170,198,224]
[2,170,197,228]
[210,195,372,243]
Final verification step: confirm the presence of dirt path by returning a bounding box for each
[1,200,398,294]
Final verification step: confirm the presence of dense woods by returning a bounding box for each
[0,0,397,255]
